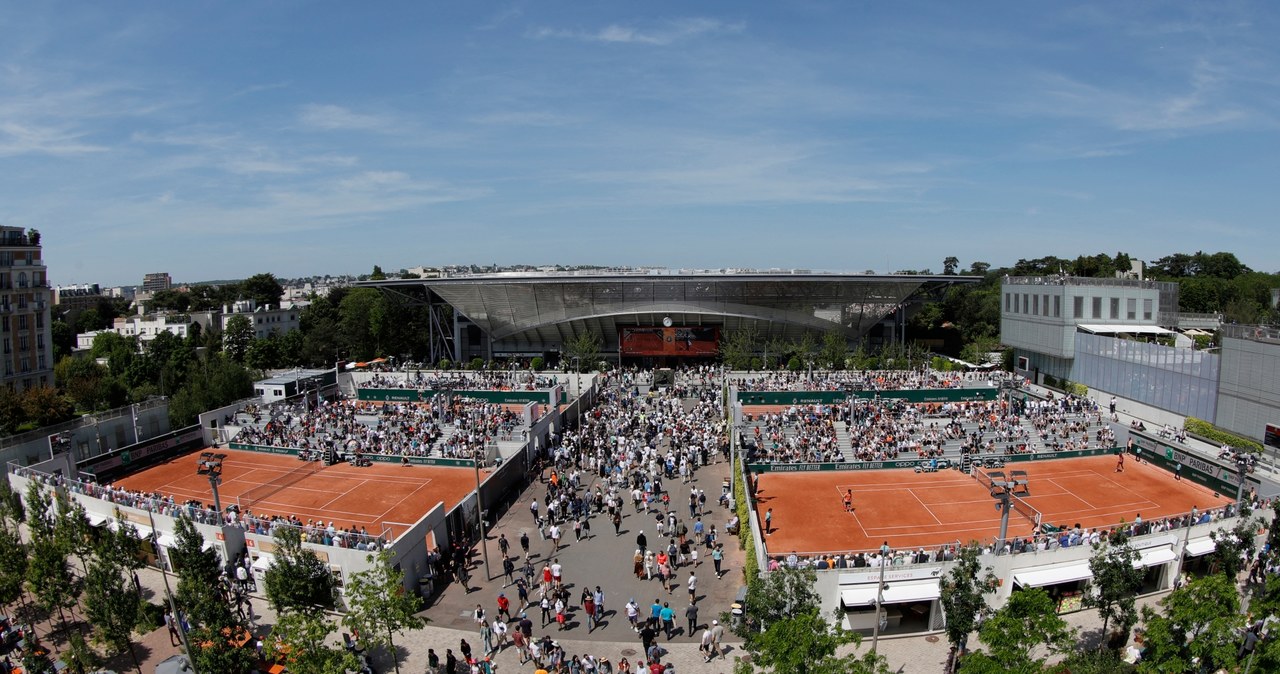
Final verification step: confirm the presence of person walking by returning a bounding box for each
[520,530,531,556]
[659,602,676,640]
[709,619,725,659]
[687,572,697,604]
[685,602,699,635]
[765,507,773,535]
[636,530,647,554]
[712,544,724,578]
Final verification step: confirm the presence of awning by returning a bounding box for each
[841,579,941,607]
[85,512,109,527]
[155,534,177,548]
[1013,561,1092,588]
[840,586,878,608]
[1185,538,1216,557]
[133,525,153,540]
[882,579,942,603]
[1077,324,1174,335]
[1134,546,1176,568]
[251,553,275,571]
[202,540,216,552]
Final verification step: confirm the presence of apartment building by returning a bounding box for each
[0,227,54,391]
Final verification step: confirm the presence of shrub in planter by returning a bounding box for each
[1184,417,1264,453]
[530,356,544,372]
[437,358,451,370]
[787,356,803,372]
[470,357,485,370]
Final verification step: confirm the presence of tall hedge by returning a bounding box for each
[1184,418,1264,453]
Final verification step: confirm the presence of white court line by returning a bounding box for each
[910,489,943,525]
[1045,478,1097,509]
[373,478,437,522]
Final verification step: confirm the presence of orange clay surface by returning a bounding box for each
[112,448,483,539]
[753,454,1225,555]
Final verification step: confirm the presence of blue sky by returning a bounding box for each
[3,1,1278,286]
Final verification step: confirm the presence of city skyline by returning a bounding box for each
[2,2,1278,287]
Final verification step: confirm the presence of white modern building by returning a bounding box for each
[220,299,306,339]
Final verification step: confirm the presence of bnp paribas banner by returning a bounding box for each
[356,388,557,405]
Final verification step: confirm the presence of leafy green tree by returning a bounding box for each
[20,385,76,427]
[1083,532,1143,644]
[1048,649,1134,674]
[300,295,344,367]
[167,353,255,427]
[819,330,849,371]
[563,330,602,372]
[188,625,259,674]
[170,515,233,630]
[730,566,822,648]
[270,610,361,674]
[223,315,254,363]
[241,273,285,308]
[62,629,101,674]
[369,265,387,281]
[51,318,74,362]
[719,326,760,370]
[940,544,998,669]
[1137,574,1243,673]
[0,386,25,434]
[264,526,338,613]
[84,555,143,672]
[733,610,891,674]
[944,256,960,275]
[961,588,1074,674]
[75,307,105,333]
[26,532,82,639]
[0,527,28,614]
[1207,514,1259,578]
[342,550,426,674]
[339,288,388,361]
[245,336,280,371]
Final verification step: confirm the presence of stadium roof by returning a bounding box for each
[365,272,981,351]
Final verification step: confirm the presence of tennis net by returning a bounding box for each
[237,458,326,510]
[972,468,997,494]
[1010,493,1043,529]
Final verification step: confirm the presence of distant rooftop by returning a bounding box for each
[433,267,970,279]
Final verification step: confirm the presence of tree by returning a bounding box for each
[961,588,1074,674]
[940,544,998,670]
[1083,532,1143,644]
[719,326,760,370]
[731,567,891,674]
[563,330,602,372]
[25,531,82,639]
[170,515,233,630]
[819,330,849,371]
[223,315,254,363]
[1137,574,1243,673]
[339,288,388,361]
[187,625,259,674]
[1207,514,1260,579]
[62,630,101,674]
[56,356,110,411]
[0,527,28,614]
[83,555,143,672]
[369,265,387,281]
[51,319,74,362]
[944,256,960,275]
[241,273,285,308]
[0,386,25,434]
[75,307,106,334]
[264,526,338,613]
[20,385,76,428]
[270,610,361,674]
[342,550,425,674]
[245,336,281,371]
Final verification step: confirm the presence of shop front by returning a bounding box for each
[838,568,943,635]
[1012,561,1092,612]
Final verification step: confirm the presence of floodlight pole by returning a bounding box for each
[474,458,491,580]
[871,553,888,654]
[149,508,199,674]
[996,492,1012,554]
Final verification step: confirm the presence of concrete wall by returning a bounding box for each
[1216,336,1280,442]
[0,401,171,468]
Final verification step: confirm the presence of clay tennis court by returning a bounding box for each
[753,454,1225,555]
[112,448,485,539]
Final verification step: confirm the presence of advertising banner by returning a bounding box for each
[620,326,719,357]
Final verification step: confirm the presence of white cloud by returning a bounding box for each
[298,104,396,132]
[0,121,107,156]
[531,17,743,46]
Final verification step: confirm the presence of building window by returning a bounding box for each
[1032,294,1039,315]
[1143,299,1153,321]
[1127,298,1137,320]
[17,315,27,330]
[1054,295,1061,318]
[1042,294,1050,316]
[1005,293,1010,312]
[1110,298,1120,319]
[1092,297,1102,319]
[1022,293,1029,313]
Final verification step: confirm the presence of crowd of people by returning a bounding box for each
[428,369,735,673]
[361,371,560,391]
[735,369,1002,392]
[741,386,1117,465]
[232,394,526,462]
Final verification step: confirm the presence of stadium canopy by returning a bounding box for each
[1077,324,1175,335]
[365,271,981,358]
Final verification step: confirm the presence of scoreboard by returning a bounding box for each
[1266,423,1280,450]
